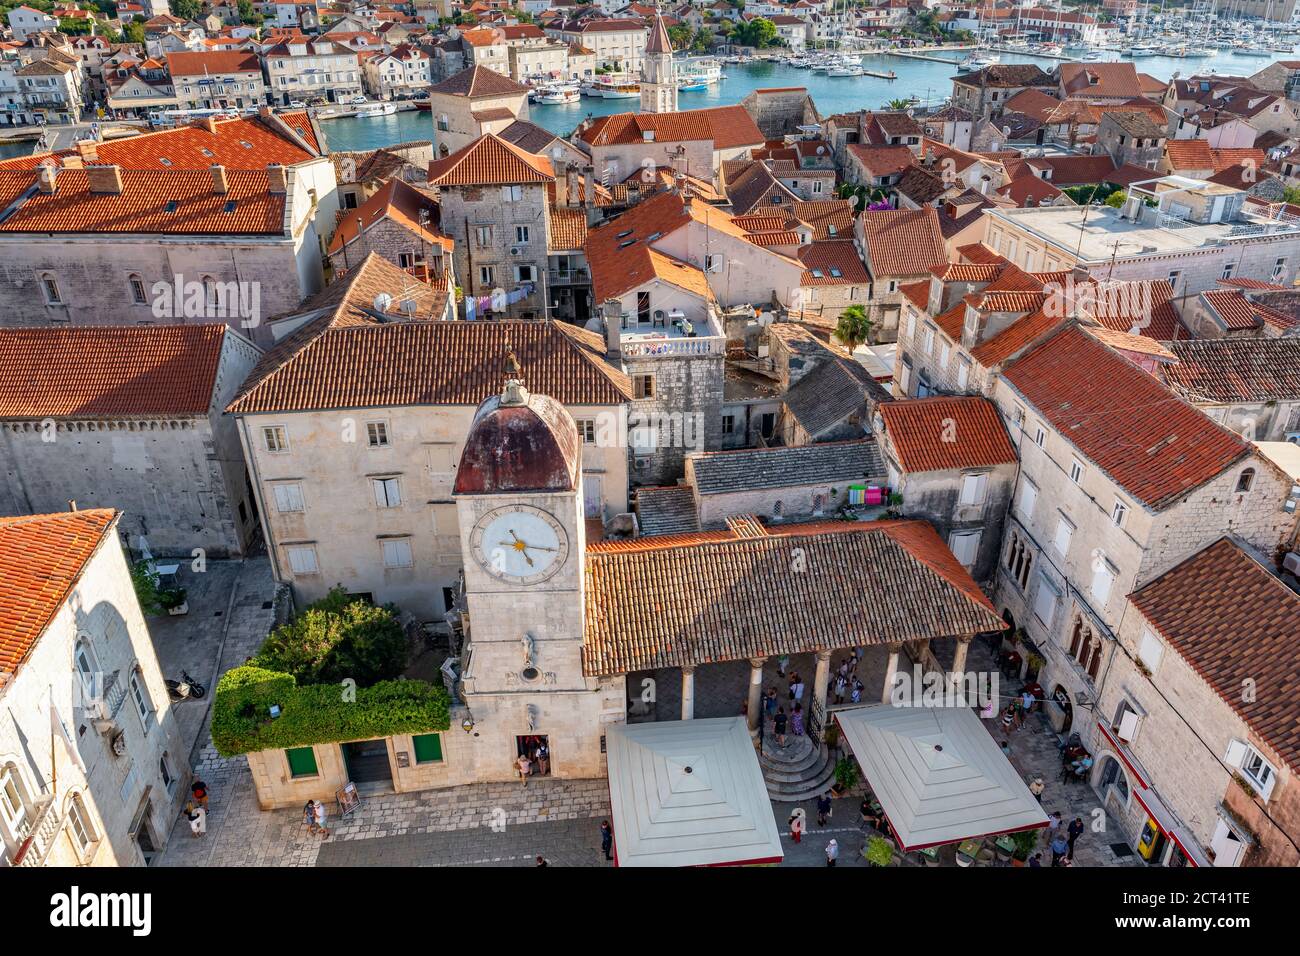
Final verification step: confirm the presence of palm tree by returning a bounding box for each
[884,98,912,112]
[835,305,873,352]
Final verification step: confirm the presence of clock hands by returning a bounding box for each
[505,530,534,567]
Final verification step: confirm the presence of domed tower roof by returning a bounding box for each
[453,348,581,495]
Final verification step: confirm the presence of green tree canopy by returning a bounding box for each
[835,304,873,352]
[667,23,693,50]
[733,17,776,48]
[171,0,200,20]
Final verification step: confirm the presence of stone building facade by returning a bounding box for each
[0,510,189,867]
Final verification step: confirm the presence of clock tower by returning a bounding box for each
[640,9,677,115]
[452,352,626,781]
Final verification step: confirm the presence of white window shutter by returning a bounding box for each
[1224,739,1248,768]
[373,479,388,508]
[1117,711,1139,742]
[1019,481,1037,518]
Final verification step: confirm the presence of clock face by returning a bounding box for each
[470,505,569,585]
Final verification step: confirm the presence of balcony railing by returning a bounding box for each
[13,797,61,867]
[547,267,590,285]
[620,334,727,359]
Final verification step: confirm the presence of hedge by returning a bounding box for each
[211,665,451,758]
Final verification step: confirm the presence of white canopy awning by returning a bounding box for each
[606,717,784,867]
[836,703,1049,851]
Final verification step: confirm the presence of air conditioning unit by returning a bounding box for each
[1283,551,1300,575]
[1286,432,1300,445]
[510,246,523,257]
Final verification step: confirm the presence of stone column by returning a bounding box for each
[950,638,971,700]
[881,648,900,704]
[813,648,832,711]
[746,658,765,734]
[681,665,696,721]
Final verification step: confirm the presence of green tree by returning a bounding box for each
[252,587,409,687]
[692,27,714,52]
[1283,185,1300,206]
[171,0,200,20]
[1104,191,1126,209]
[237,0,262,25]
[884,98,911,111]
[123,18,145,44]
[668,23,693,50]
[835,304,873,351]
[58,16,93,34]
[733,17,776,48]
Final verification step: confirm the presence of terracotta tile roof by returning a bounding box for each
[428,63,530,97]
[0,324,227,418]
[165,50,260,75]
[0,167,285,235]
[230,308,628,416]
[933,262,1001,282]
[999,170,1063,207]
[1004,326,1251,509]
[690,439,884,496]
[1059,62,1142,100]
[1203,288,1288,332]
[548,205,587,251]
[582,519,1004,675]
[933,301,967,340]
[0,114,317,172]
[880,396,1017,473]
[1004,87,1062,124]
[328,177,449,255]
[1164,137,1214,171]
[787,199,855,240]
[845,143,915,179]
[860,207,946,278]
[1129,537,1300,773]
[956,63,1053,88]
[957,242,1004,264]
[0,510,118,677]
[901,280,929,310]
[798,240,869,286]
[1163,338,1300,404]
[1039,154,1118,186]
[1084,326,1177,361]
[577,105,763,151]
[427,133,554,187]
[277,110,321,153]
[1084,278,1185,340]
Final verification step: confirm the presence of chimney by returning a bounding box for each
[199,116,218,134]
[76,139,98,164]
[211,163,228,194]
[682,186,693,211]
[582,165,594,210]
[86,164,123,195]
[602,298,623,356]
[36,163,57,194]
[267,163,287,194]
[67,499,77,512]
[566,165,579,208]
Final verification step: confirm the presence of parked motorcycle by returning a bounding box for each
[166,670,206,701]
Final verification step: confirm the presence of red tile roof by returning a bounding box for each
[1163,338,1300,404]
[0,324,227,418]
[1004,326,1251,509]
[578,105,763,151]
[860,207,946,278]
[798,240,869,285]
[879,396,1018,473]
[1129,537,1300,773]
[426,133,554,187]
[165,50,260,75]
[327,177,448,254]
[428,64,531,97]
[0,510,118,677]
[1164,137,1214,171]
[0,167,285,235]
[229,318,629,415]
[845,143,915,179]
[1202,288,1294,332]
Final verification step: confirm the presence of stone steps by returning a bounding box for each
[760,732,837,803]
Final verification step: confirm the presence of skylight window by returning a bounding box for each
[240,141,253,149]
[617,229,633,238]
[200,148,214,157]
[165,200,178,213]
[618,239,636,248]
[223,200,236,213]
[830,267,842,277]
[159,157,172,166]
[811,269,824,278]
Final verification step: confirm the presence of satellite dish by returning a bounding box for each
[373,292,393,313]
[816,145,825,155]
[401,298,418,316]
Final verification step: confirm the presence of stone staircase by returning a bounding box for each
[760,732,836,804]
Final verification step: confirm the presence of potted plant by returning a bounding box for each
[864,835,894,867]
[131,561,164,615]
[831,756,859,795]
[1010,829,1038,866]
[161,586,189,616]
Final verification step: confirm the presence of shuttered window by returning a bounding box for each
[413,734,443,765]
[286,747,318,778]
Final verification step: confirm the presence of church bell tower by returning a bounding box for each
[640,9,678,115]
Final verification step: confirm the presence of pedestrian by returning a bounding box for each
[600,819,613,860]
[1050,833,1069,866]
[764,687,778,721]
[515,751,531,786]
[534,741,550,776]
[187,803,206,838]
[791,675,805,706]
[791,702,804,737]
[303,800,318,835]
[1067,816,1085,859]
[1029,777,1045,803]
[1021,689,1035,715]
[1000,704,1016,736]
[774,707,788,746]
[816,791,832,826]
[1044,811,1062,845]
[850,679,862,705]
[1028,852,1042,868]
[312,799,330,838]
[777,655,789,677]
[190,779,209,809]
[999,739,1013,759]
[788,807,806,843]
[825,838,839,867]
[834,673,847,705]
[535,856,549,867]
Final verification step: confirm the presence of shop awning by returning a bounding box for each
[605,717,784,867]
[835,703,1049,851]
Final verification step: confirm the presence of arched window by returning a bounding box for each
[74,637,100,706]
[1235,468,1255,493]
[65,792,96,855]
[1069,617,1084,659]
[129,666,155,731]
[201,275,219,310]
[128,273,147,304]
[39,272,62,304]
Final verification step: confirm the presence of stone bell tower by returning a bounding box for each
[640,9,678,115]
[451,350,626,781]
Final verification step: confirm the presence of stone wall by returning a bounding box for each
[0,523,189,865]
[440,180,550,320]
